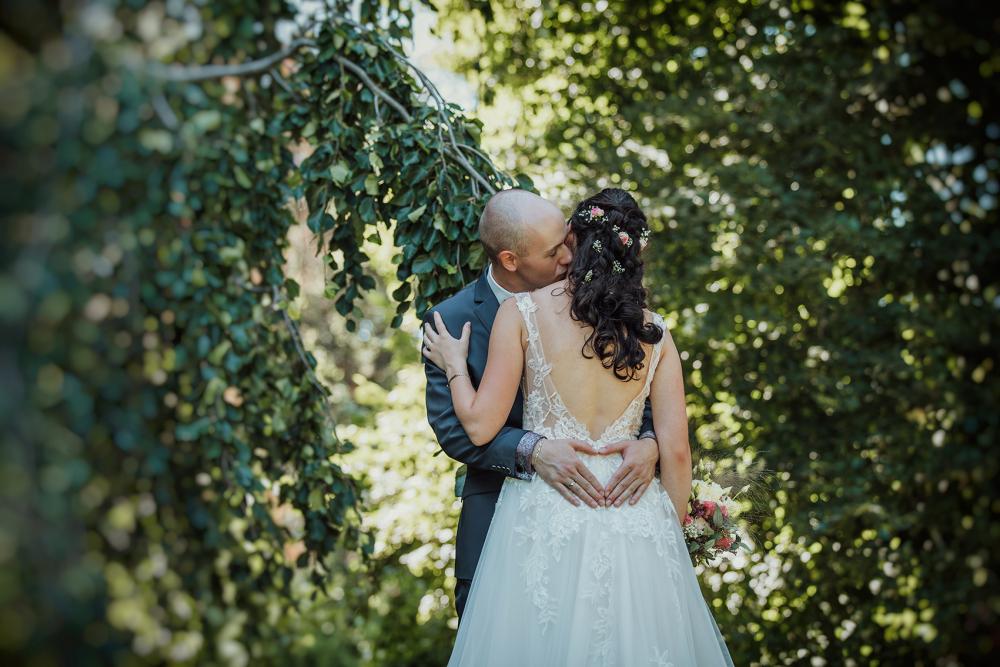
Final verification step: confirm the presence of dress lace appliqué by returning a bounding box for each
[448,293,735,667]
[507,293,683,658]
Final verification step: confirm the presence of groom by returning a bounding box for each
[421,189,660,619]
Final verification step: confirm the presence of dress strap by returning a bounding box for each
[512,292,555,393]
[641,312,668,395]
[512,292,539,330]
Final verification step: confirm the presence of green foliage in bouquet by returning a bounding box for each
[684,477,753,567]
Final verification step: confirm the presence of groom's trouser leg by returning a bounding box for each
[454,490,500,623]
[455,578,472,621]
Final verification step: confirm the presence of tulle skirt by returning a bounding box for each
[448,453,735,667]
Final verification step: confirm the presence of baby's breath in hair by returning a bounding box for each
[577,205,606,225]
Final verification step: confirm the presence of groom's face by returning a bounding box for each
[515,213,573,289]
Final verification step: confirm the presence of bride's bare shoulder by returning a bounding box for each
[523,281,567,308]
[533,279,568,298]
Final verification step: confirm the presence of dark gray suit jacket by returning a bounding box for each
[422,270,656,581]
[422,271,529,580]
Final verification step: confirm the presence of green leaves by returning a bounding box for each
[308,487,326,511]
[208,340,231,365]
[176,417,213,442]
[139,128,174,154]
[189,109,222,133]
[411,256,436,275]
[391,282,411,301]
[299,21,519,330]
[407,203,427,221]
[308,209,334,234]
[1,5,424,663]
[440,0,1000,663]
[330,161,351,185]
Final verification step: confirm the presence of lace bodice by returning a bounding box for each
[454,292,731,667]
[513,292,666,450]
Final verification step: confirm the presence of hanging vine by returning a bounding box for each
[1,1,525,663]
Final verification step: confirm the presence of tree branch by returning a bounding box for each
[145,31,498,194]
[270,67,301,101]
[334,55,412,122]
[458,142,503,174]
[147,38,315,82]
[269,284,344,448]
[333,19,499,195]
[332,54,495,194]
[152,92,179,129]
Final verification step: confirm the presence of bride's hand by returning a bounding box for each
[422,311,471,373]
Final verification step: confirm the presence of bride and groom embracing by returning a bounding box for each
[421,188,734,666]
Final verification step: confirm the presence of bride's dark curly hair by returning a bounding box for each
[565,188,663,381]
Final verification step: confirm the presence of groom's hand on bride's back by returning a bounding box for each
[531,439,605,509]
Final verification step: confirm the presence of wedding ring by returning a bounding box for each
[566,480,576,488]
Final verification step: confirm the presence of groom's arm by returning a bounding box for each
[640,397,657,444]
[640,397,660,475]
[422,313,540,480]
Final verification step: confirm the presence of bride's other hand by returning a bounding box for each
[422,311,471,373]
[600,437,658,507]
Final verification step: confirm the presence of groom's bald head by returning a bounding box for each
[478,189,564,263]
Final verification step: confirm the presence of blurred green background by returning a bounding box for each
[1,0,997,665]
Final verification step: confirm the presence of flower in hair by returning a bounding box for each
[611,225,620,232]
[578,206,606,225]
[584,269,594,282]
[592,239,603,252]
[618,231,632,247]
[639,229,651,249]
[612,260,624,274]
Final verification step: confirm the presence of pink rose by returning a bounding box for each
[590,206,604,217]
[618,231,631,246]
[714,536,734,550]
[683,514,693,526]
[701,500,716,515]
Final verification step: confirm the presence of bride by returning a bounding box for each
[422,188,734,666]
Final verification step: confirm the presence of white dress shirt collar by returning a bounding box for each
[486,263,518,304]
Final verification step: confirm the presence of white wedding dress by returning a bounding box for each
[448,293,735,666]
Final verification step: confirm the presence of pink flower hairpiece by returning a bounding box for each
[577,205,606,224]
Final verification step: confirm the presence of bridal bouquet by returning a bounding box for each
[683,477,751,566]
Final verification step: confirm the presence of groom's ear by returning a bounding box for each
[497,250,519,272]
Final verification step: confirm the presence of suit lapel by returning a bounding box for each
[473,270,500,332]
[471,269,524,420]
